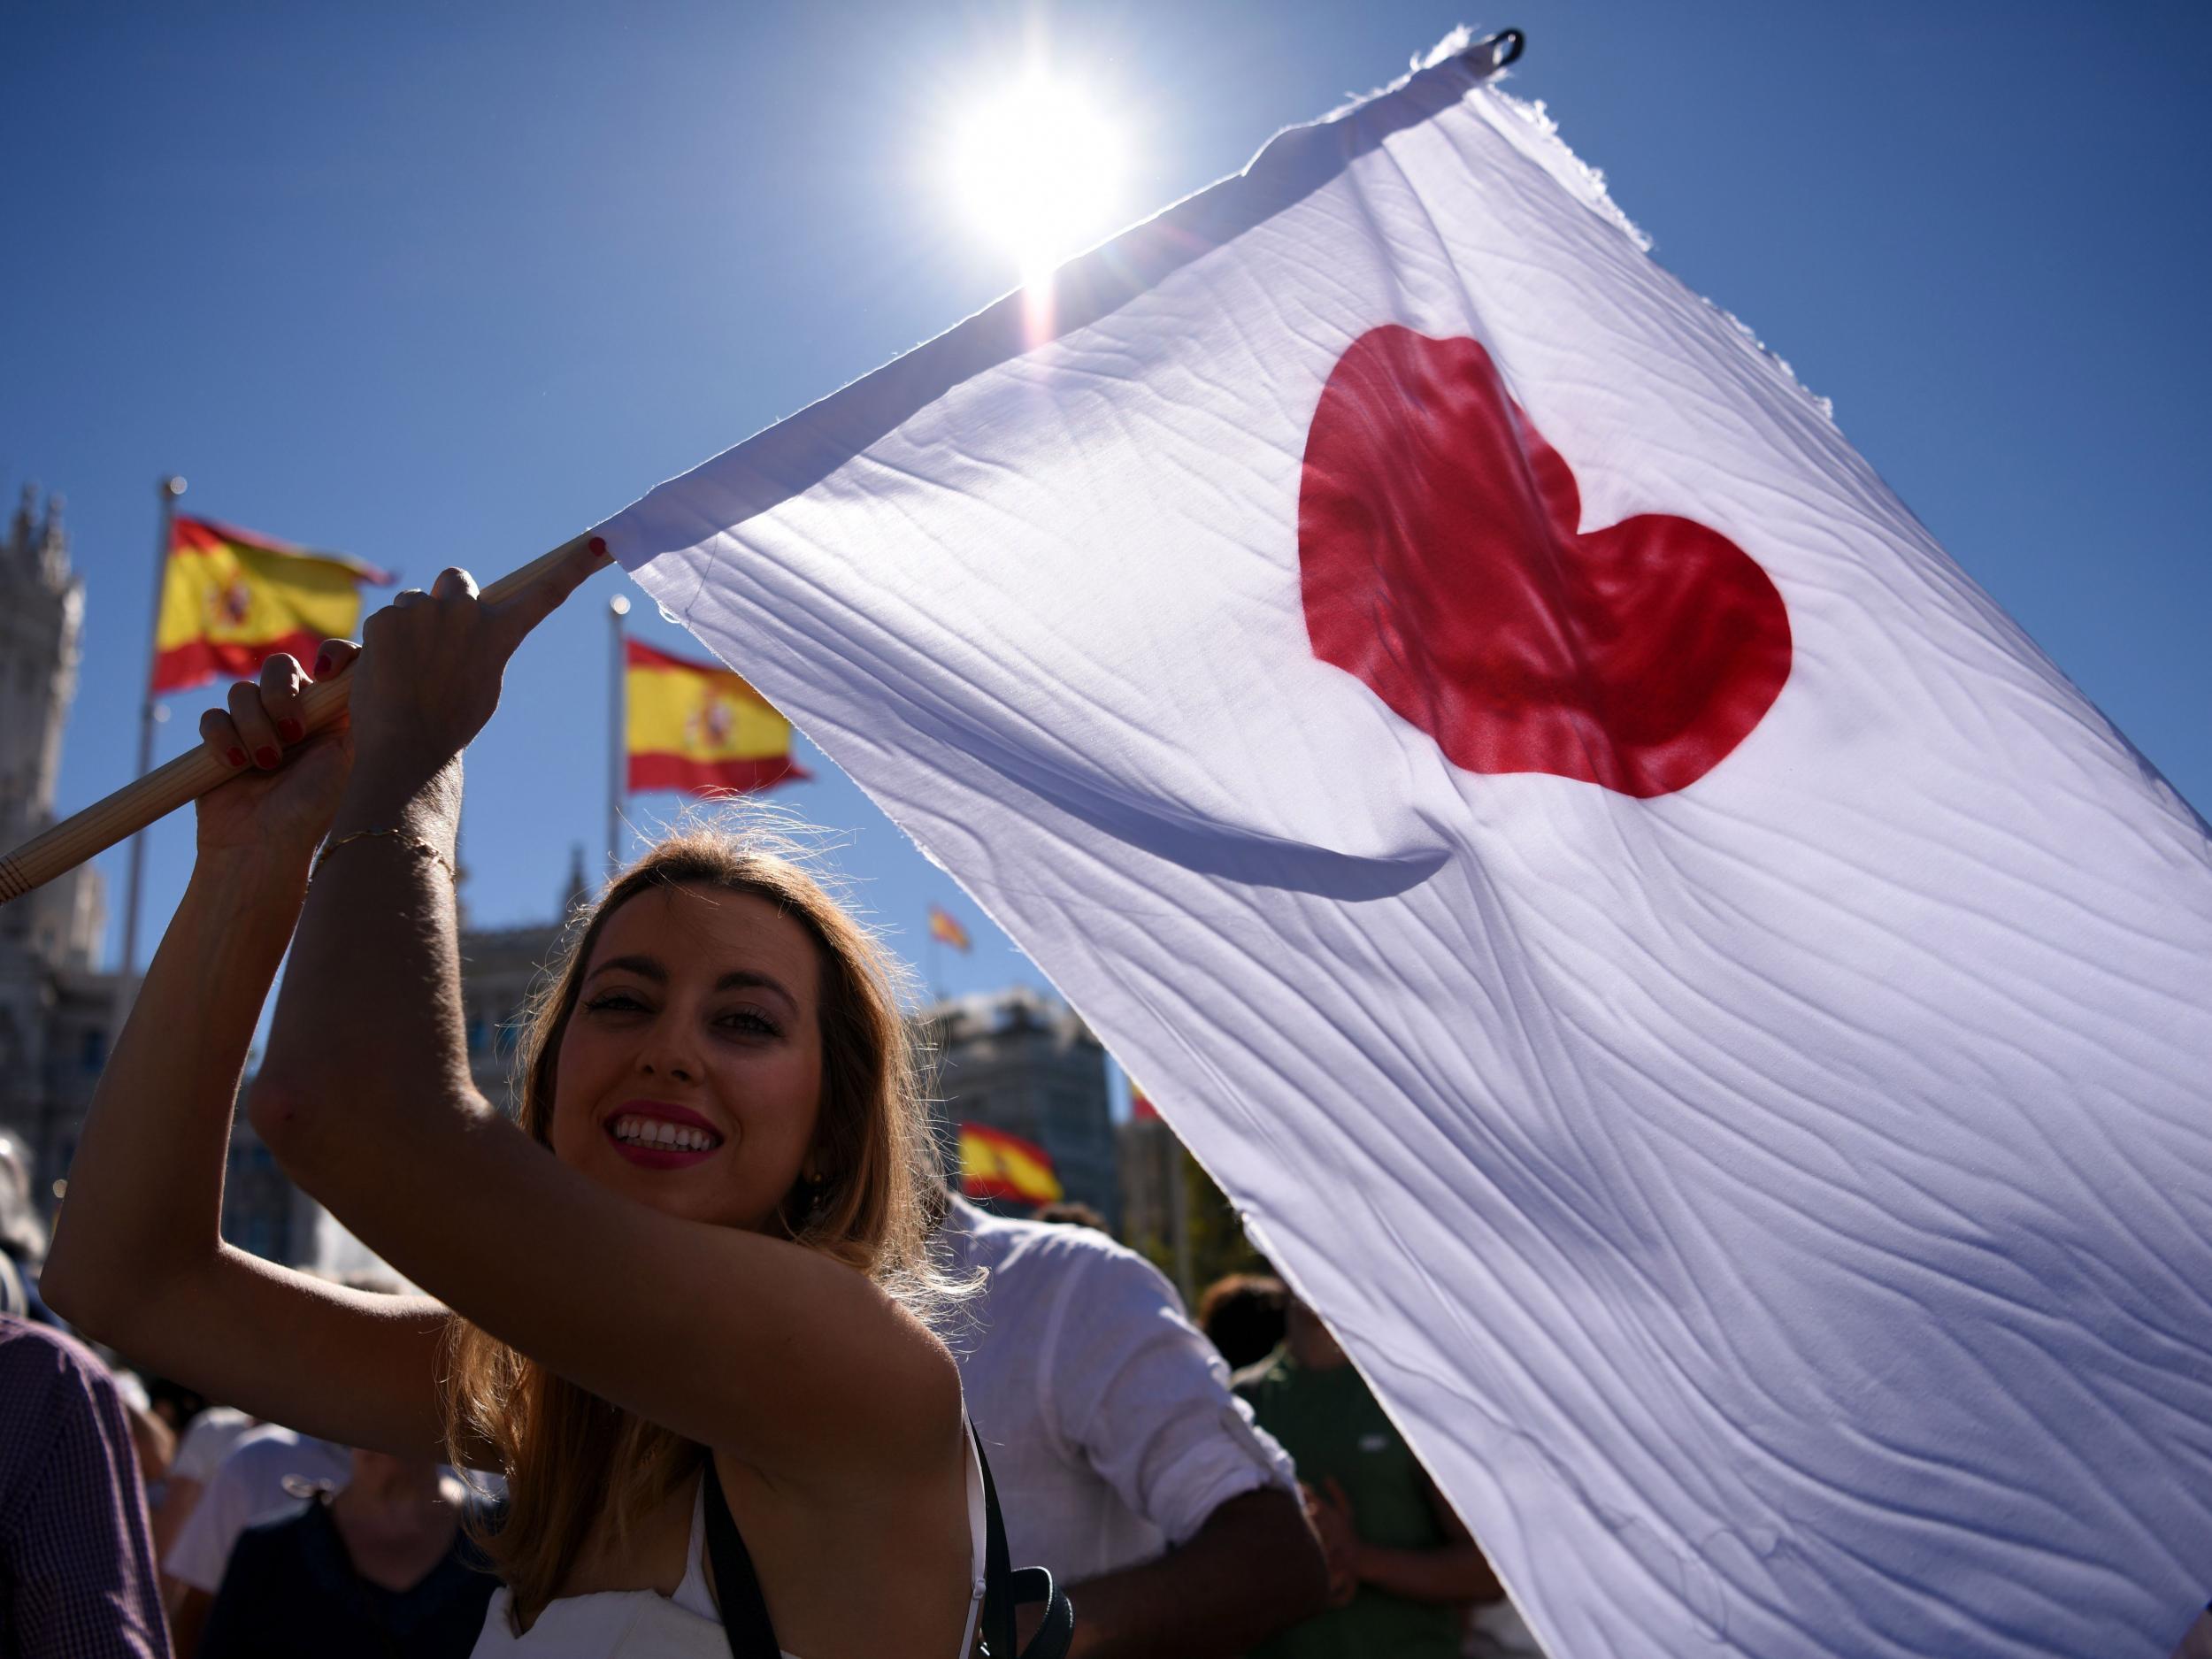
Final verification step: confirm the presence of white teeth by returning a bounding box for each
[610,1115,718,1153]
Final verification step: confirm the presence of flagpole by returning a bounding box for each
[607,595,630,878]
[118,475,185,982]
[0,532,606,907]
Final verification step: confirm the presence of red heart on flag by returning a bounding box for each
[1299,326,1793,798]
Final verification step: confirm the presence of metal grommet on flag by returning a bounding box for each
[1463,27,1525,74]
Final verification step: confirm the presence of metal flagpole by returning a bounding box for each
[119,475,184,982]
[607,594,630,877]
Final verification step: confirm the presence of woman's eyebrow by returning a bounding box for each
[587,954,666,983]
[715,969,797,1010]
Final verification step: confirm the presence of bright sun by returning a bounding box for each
[950,72,1123,288]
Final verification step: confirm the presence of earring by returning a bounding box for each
[796,1170,829,1217]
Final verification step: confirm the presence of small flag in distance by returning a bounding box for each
[152,515,393,695]
[928,904,972,953]
[626,637,808,797]
[958,1122,1062,1208]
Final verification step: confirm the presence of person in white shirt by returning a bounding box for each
[941,1192,1328,1654]
[151,1404,254,1565]
[165,1423,352,1655]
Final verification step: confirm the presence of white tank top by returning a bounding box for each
[469,1440,989,1659]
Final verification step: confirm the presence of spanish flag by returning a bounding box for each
[151,516,394,695]
[958,1123,1063,1207]
[927,904,972,953]
[626,638,808,795]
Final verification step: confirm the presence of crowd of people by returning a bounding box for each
[0,547,1544,1658]
[3,1154,1540,1657]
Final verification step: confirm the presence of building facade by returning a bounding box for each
[0,488,114,1219]
[0,482,587,1269]
[921,987,1117,1225]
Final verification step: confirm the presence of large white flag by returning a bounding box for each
[596,37,2212,1658]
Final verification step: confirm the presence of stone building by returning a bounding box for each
[0,483,588,1269]
[1117,1107,1182,1264]
[920,987,1117,1225]
[0,488,114,1216]
[457,847,588,1113]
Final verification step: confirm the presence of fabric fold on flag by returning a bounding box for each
[595,36,2212,1659]
[151,516,392,695]
[624,637,807,796]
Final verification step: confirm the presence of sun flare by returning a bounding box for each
[949,72,1124,288]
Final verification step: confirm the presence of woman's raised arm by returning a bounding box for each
[250,555,960,1487]
[42,649,456,1459]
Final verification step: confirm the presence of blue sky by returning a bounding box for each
[5,1,2207,1028]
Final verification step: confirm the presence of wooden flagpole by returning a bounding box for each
[606,593,630,878]
[0,533,604,909]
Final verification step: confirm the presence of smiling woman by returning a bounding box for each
[39,556,997,1659]
[449,829,955,1638]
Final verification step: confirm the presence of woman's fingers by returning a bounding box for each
[197,707,250,772]
[311,638,360,680]
[257,654,310,748]
[227,680,283,771]
[431,565,479,602]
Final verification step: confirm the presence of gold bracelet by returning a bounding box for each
[311,826,459,885]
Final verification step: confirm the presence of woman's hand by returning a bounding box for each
[194,645,360,867]
[342,544,603,806]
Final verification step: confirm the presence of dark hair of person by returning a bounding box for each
[1196,1272,1289,1371]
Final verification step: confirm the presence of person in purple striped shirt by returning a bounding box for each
[0,1312,170,1656]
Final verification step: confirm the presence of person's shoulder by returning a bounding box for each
[206,1425,345,1496]
[957,1199,1166,1286]
[1229,1348,1288,1401]
[173,1405,253,1479]
[0,1310,122,1400]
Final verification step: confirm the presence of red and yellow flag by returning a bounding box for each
[626,638,808,795]
[151,516,393,695]
[928,904,972,953]
[958,1123,1063,1207]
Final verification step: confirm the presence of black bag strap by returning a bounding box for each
[703,1435,1074,1659]
[702,1455,783,1659]
[973,1429,1074,1659]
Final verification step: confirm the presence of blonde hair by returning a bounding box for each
[442,825,950,1622]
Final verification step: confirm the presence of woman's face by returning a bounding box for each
[548,883,826,1233]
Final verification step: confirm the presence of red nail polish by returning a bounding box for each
[313,653,330,677]
[279,718,303,743]
[227,747,247,768]
[589,535,609,561]
[255,747,280,769]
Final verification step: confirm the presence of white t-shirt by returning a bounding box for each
[940,1196,1295,1585]
[165,1424,352,1593]
[168,1406,255,1486]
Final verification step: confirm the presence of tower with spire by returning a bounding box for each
[0,484,112,1212]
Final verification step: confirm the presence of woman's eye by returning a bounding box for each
[716,1009,780,1039]
[583,992,648,1014]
